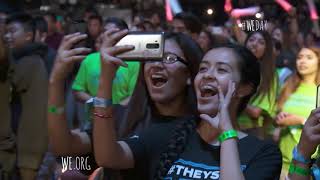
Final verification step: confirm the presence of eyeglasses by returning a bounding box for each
[162,53,189,67]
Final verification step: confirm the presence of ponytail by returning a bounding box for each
[153,118,197,179]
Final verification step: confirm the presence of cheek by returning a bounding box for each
[204,39,210,46]
[194,74,201,86]
[167,65,189,83]
[144,63,151,72]
[216,76,230,93]
[14,31,26,40]
[258,45,265,52]
[310,59,319,70]
[216,73,240,94]
[246,42,252,48]
[143,66,149,80]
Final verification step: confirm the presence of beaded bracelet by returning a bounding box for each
[48,105,65,115]
[289,163,310,176]
[218,130,238,143]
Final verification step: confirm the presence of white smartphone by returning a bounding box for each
[115,32,164,61]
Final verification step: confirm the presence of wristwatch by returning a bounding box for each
[93,97,112,108]
[292,146,311,164]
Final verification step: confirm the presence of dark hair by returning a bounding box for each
[0,37,8,82]
[245,31,277,104]
[132,13,144,24]
[199,30,230,52]
[153,43,261,179]
[272,20,296,51]
[0,2,19,14]
[6,12,35,37]
[85,6,98,15]
[119,32,203,138]
[276,50,296,70]
[199,30,215,52]
[88,15,103,24]
[273,38,282,52]
[174,12,202,34]
[143,20,154,31]
[104,17,128,30]
[34,16,48,33]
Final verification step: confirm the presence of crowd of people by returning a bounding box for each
[0,0,320,179]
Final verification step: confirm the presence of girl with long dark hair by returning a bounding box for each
[48,29,203,178]
[238,31,279,139]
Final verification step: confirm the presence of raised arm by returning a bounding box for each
[48,33,92,155]
[307,0,320,37]
[288,108,320,180]
[288,7,299,45]
[93,28,135,169]
[201,81,245,180]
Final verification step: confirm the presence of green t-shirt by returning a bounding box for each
[72,52,140,104]
[238,74,279,129]
[279,83,317,170]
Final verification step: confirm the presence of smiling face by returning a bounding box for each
[197,31,211,52]
[4,22,32,49]
[194,48,241,115]
[246,32,266,59]
[296,48,319,78]
[144,39,190,104]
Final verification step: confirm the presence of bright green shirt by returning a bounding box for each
[279,83,317,170]
[72,52,140,104]
[238,74,279,129]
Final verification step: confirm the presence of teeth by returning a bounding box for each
[203,85,213,90]
[151,74,166,79]
[151,74,168,87]
[200,84,217,97]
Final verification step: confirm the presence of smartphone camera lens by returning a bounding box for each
[146,43,160,49]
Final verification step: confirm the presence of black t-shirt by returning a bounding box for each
[125,118,282,180]
[84,113,191,179]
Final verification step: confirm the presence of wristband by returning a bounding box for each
[289,163,310,176]
[292,146,312,164]
[93,97,112,108]
[218,130,238,142]
[93,112,112,119]
[48,105,65,115]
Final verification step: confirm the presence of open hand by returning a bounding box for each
[200,80,236,132]
[99,28,134,79]
[51,32,91,81]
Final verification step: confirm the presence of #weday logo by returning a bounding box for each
[239,20,268,31]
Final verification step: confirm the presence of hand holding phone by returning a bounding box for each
[99,29,134,78]
[115,32,164,61]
